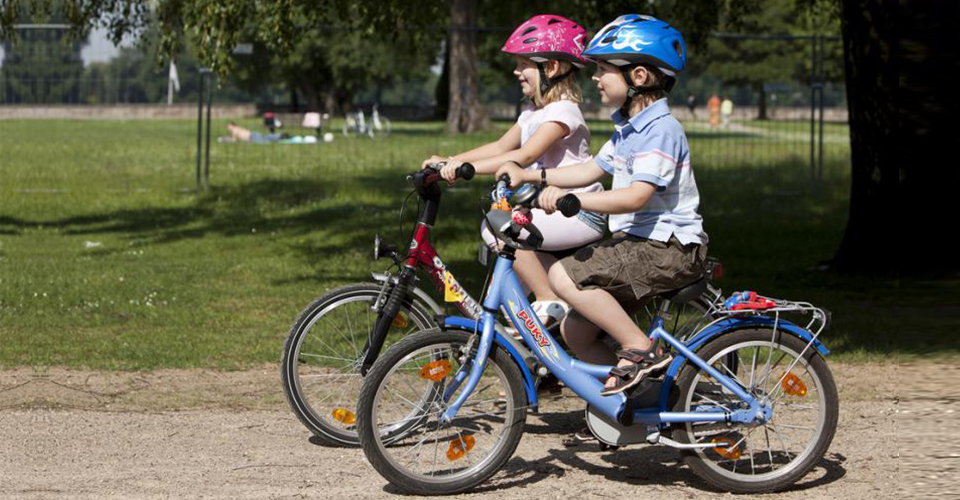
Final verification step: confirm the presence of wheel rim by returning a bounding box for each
[291,293,430,439]
[683,339,828,482]
[370,342,516,483]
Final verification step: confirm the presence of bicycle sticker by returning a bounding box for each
[443,270,465,302]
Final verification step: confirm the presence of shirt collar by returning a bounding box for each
[610,98,671,136]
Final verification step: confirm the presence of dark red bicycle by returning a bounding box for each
[281,163,525,446]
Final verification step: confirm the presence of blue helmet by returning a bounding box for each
[583,15,687,76]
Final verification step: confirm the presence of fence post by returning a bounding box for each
[204,72,213,191]
[196,69,207,193]
[818,34,826,181]
[810,34,817,181]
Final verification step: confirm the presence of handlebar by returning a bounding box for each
[413,162,475,185]
[495,175,580,218]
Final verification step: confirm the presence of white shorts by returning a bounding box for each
[481,208,603,252]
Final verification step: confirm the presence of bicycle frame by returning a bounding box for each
[438,252,780,428]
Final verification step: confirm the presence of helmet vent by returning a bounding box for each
[523,37,538,44]
[673,40,683,57]
[548,19,562,25]
[522,27,537,35]
[602,36,617,44]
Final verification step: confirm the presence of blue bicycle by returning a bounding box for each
[356,179,838,495]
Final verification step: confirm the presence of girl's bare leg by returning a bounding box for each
[513,250,560,302]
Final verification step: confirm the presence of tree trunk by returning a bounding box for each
[830,0,895,273]
[756,83,767,120]
[446,0,489,133]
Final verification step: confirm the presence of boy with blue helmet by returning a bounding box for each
[497,15,707,396]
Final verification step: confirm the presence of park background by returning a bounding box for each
[0,0,917,371]
[0,1,949,499]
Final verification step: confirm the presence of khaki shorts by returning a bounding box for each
[559,233,708,311]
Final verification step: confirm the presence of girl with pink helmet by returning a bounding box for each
[423,14,605,330]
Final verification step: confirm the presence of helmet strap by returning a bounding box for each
[619,66,641,115]
[537,62,576,96]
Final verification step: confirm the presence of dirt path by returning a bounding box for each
[0,362,946,499]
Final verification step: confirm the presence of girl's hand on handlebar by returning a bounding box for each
[495,163,529,188]
[439,158,463,184]
[537,186,568,214]
[421,155,449,170]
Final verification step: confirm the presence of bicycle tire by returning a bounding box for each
[281,283,436,446]
[671,328,839,493]
[357,329,527,494]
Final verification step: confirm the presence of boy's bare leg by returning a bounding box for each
[549,264,655,388]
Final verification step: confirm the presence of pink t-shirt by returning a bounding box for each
[517,100,602,194]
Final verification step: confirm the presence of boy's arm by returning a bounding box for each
[496,158,606,188]
[537,181,655,215]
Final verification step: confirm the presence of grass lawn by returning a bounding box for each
[0,117,925,369]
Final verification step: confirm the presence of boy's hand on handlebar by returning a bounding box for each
[537,186,568,214]
[495,163,529,188]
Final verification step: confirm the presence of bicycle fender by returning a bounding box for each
[658,316,829,413]
[442,316,539,412]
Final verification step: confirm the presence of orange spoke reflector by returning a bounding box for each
[781,372,808,396]
[446,434,476,461]
[331,407,356,425]
[712,438,741,460]
[391,312,409,329]
[420,360,452,382]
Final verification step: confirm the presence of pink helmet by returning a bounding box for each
[501,15,587,68]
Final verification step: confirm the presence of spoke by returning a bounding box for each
[748,346,760,391]
[342,307,362,358]
[778,402,817,411]
[768,422,794,461]
[299,373,361,379]
[716,358,749,393]
[764,426,775,467]
[384,384,428,411]
[299,352,355,363]
[777,424,815,431]
[692,388,734,413]
[759,352,789,395]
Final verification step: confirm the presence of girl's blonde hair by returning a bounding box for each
[532,60,582,108]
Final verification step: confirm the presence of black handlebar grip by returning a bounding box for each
[557,194,581,218]
[457,163,475,180]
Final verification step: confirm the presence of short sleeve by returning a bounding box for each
[595,138,616,175]
[628,133,680,191]
[541,101,584,138]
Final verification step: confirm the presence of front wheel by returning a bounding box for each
[357,329,527,494]
[280,283,436,446]
[671,329,839,493]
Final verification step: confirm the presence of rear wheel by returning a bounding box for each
[671,329,838,493]
[281,283,436,445]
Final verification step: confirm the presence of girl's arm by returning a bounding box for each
[422,124,521,169]
[495,158,606,188]
[463,121,567,175]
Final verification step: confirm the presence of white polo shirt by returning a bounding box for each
[594,99,707,246]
